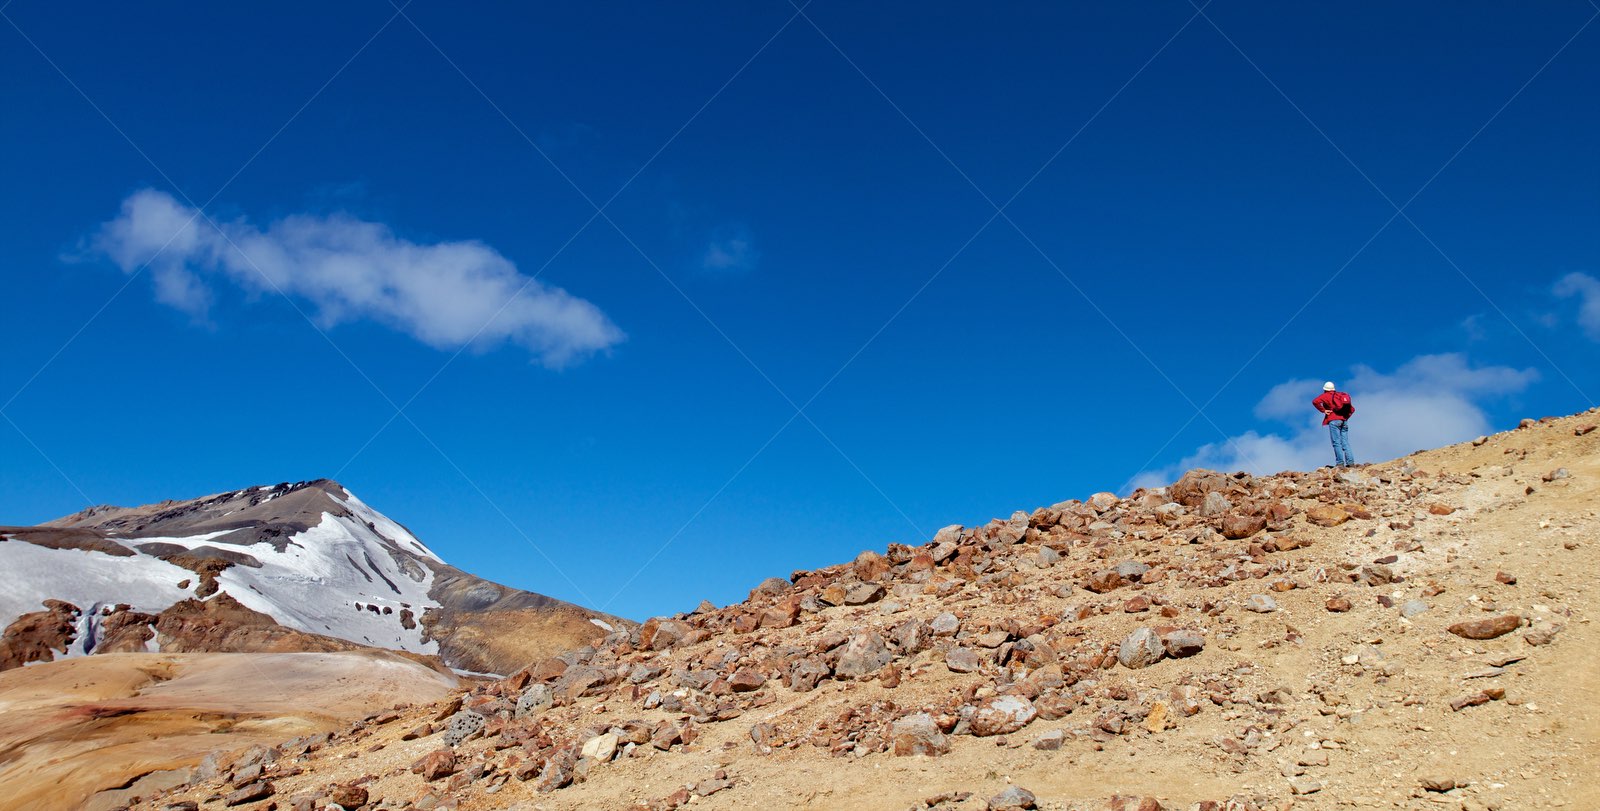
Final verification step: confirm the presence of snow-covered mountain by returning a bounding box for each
[0,479,626,674]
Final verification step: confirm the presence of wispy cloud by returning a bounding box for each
[91,189,623,367]
[700,225,756,272]
[1130,353,1537,490]
[1554,272,1600,341]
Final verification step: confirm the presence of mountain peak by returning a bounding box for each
[3,478,628,675]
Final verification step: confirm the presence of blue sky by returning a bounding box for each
[3,2,1597,620]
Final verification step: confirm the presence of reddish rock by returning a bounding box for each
[639,618,692,651]
[1084,570,1126,593]
[1450,688,1505,711]
[1428,503,1456,516]
[327,784,368,807]
[1169,469,1231,508]
[1325,596,1352,613]
[225,781,274,806]
[729,669,766,692]
[0,599,79,671]
[411,748,457,781]
[852,550,891,581]
[879,663,901,688]
[1305,505,1350,527]
[1220,513,1267,539]
[1448,615,1521,640]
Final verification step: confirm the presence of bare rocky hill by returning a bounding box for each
[122,410,1599,811]
[0,479,628,675]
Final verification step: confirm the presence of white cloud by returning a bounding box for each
[92,189,624,367]
[1554,272,1600,341]
[701,226,755,272]
[1130,353,1537,490]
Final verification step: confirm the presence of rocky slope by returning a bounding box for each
[0,479,627,675]
[131,411,1598,811]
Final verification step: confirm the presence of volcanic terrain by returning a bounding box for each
[15,410,1600,811]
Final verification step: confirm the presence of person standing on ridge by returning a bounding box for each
[1313,381,1356,467]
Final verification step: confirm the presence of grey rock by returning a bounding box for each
[1160,629,1206,658]
[1244,593,1279,613]
[516,685,553,719]
[843,582,885,605]
[1399,599,1430,618]
[988,785,1038,810]
[969,695,1038,736]
[1288,777,1324,795]
[929,612,960,636]
[1112,560,1150,581]
[1118,627,1165,669]
[833,631,892,679]
[1200,491,1233,517]
[442,710,485,747]
[890,712,949,756]
[945,646,983,673]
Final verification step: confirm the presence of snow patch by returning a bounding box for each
[339,490,444,564]
[0,542,192,659]
[0,509,445,658]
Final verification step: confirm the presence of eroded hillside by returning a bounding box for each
[125,411,1599,811]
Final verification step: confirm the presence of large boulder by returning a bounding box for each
[891,713,950,756]
[1117,627,1164,669]
[1220,513,1267,539]
[833,631,892,679]
[969,695,1038,737]
[1170,469,1232,508]
[639,618,692,651]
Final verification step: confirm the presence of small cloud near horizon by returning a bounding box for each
[89,189,624,368]
[1128,353,1538,491]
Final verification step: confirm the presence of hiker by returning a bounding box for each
[1313,381,1356,467]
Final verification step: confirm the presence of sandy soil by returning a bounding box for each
[0,650,457,811]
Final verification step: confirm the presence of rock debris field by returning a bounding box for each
[127,410,1600,811]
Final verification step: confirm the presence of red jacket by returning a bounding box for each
[1313,391,1354,425]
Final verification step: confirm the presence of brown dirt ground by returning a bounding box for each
[0,651,457,811]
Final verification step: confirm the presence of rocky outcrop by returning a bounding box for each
[0,599,79,671]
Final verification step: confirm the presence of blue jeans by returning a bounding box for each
[1328,419,1353,466]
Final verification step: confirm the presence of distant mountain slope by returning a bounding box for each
[0,479,628,674]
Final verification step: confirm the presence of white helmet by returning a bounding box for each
[1323,382,1336,391]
